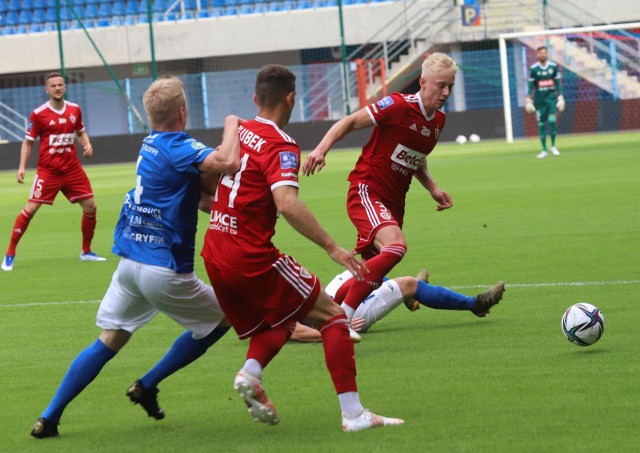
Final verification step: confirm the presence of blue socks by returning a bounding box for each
[42,339,116,424]
[140,326,229,390]
[414,280,475,310]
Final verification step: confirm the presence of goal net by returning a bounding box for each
[499,23,640,142]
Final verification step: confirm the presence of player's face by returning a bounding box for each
[45,76,66,101]
[537,48,548,63]
[419,68,456,111]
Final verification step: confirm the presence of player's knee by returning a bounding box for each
[549,114,557,124]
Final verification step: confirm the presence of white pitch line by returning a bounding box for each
[1,280,639,308]
[450,279,640,290]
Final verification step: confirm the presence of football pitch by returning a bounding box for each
[1,131,639,452]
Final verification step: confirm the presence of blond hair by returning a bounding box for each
[143,75,186,129]
[421,52,458,77]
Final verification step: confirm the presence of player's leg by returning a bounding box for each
[127,271,230,419]
[548,100,559,154]
[205,263,283,425]
[32,258,154,438]
[304,290,404,431]
[2,201,41,271]
[535,107,548,158]
[31,330,131,438]
[65,167,105,260]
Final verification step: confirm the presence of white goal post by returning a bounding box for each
[499,22,640,143]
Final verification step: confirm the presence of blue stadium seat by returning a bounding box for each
[238,3,252,14]
[32,7,45,22]
[97,17,110,27]
[7,0,19,11]
[84,3,98,19]
[223,5,237,15]
[59,6,72,21]
[31,22,45,32]
[297,0,313,9]
[0,0,8,13]
[16,23,28,34]
[123,13,136,25]
[253,2,266,13]
[152,0,166,13]
[45,0,56,7]
[2,25,17,35]
[125,0,138,15]
[98,2,111,18]
[267,1,283,12]
[211,0,224,6]
[112,1,126,16]
[5,10,18,25]
[33,0,47,8]
[22,0,35,10]
[18,9,32,24]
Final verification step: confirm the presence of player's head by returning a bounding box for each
[45,72,66,102]
[419,52,457,111]
[143,75,187,130]
[254,64,296,126]
[536,46,548,63]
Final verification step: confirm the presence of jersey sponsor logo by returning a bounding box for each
[279,151,298,170]
[281,172,296,178]
[238,125,267,152]
[49,133,74,146]
[376,96,394,110]
[390,144,425,172]
[209,209,238,234]
[538,79,554,88]
[59,118,67,124]
[122,228,166,245]
[141,143,158,156]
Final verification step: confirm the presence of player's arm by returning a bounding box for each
[17,139,34,184]
[273,184,366,280]
[301,108,373,176]
[198,172,219,213]
[555,68,565,111]
[414,160,452,211]
[198,115,241,174]
[76,129,94,158]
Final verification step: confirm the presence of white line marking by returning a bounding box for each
[450,280,640,290]
[1,280,639,308]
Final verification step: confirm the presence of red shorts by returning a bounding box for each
[204,254,321,339]
[346,182,405,258]
[29,166,94,205]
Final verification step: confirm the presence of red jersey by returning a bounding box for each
[348,92,446,202]
[202,116,300,273]
[26,100,86,173]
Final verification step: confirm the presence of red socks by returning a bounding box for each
[6,209,33,256]
[81,211,97,254]
[342,243,406,310]
[319,314,357,394]
[246,324,294,368]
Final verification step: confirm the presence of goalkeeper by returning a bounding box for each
[525,46,564,159]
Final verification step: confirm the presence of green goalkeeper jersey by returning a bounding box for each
[528,61,562,104]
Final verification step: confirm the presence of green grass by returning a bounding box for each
[1,132,639,452]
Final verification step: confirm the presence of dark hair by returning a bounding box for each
[536,46,547,52]
[255,64,296,109]
[45,72,64,83]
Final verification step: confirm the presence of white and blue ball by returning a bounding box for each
[561,303,605,346]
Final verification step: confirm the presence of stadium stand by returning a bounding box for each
[0,0,390,34]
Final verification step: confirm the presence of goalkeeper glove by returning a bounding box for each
[556,95,565,112]
[525,98,535,113]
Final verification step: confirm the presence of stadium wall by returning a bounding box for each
[0,107,506,170]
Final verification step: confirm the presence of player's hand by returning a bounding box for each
[432,189,453,211]
[556,95,565,112]
[301,149,326,176]
[16,168,25,184]
[83,144,93,158]
[350,317,365,332]
[326,244,367,281]
[525,98,535,113]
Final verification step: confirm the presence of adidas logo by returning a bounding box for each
[409,123,417,131]
[49,120,56,125]
[14,228,22,234]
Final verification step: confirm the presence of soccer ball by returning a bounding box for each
[455,135,467,144]
[469,133,481,143]
[561,303,605,346]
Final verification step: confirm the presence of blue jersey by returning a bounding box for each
[113,131,214,273]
